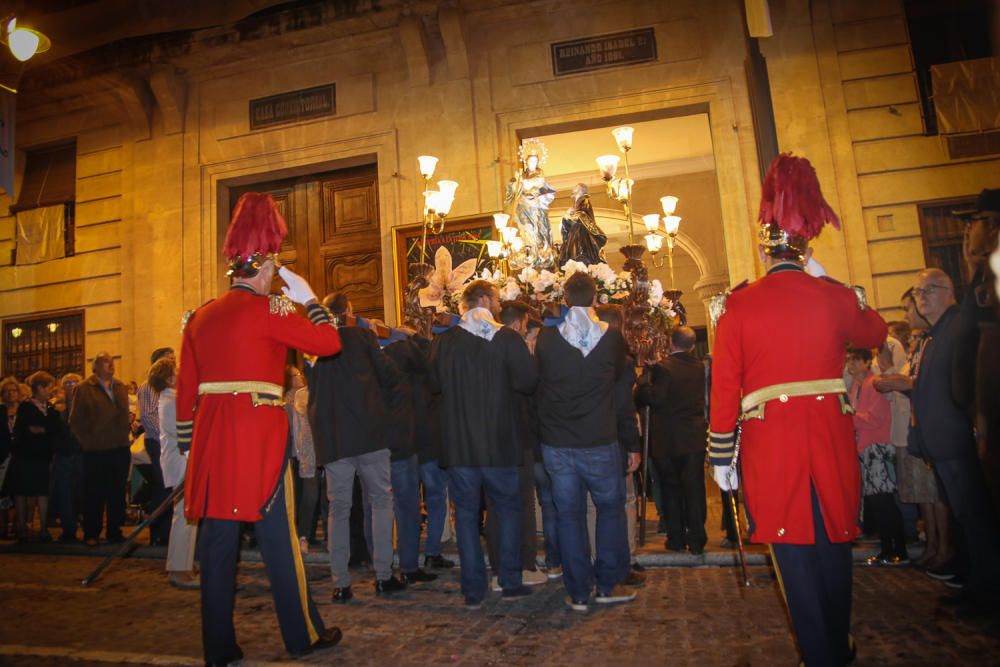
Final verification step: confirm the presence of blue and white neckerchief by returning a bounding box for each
[557,306,608,357]
[458,307,502,341]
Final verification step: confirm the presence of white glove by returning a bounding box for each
[713,465,738,492]
[278,266,318,305]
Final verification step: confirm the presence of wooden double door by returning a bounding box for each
[229,164,384,320]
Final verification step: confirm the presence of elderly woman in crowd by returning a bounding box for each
[11,371,63,541]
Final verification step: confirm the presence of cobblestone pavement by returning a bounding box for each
[0,553,997,667]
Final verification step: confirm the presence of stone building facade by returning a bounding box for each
[0,0,996,381]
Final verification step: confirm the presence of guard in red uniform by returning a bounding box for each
[708,154,887,667]
[176,193,344,666]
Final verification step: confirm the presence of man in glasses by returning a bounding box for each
[908,265,1000,619]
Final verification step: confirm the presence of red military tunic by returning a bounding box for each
[709,264,887,544]
[177,287,341,521]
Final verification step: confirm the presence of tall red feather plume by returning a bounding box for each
[222,192,288,260]
[758,153,840,241]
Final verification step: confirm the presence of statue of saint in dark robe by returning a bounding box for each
[559,183,607,266]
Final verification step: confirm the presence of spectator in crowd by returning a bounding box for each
[594,304,643,583]
[846,348,907,565]
[535,271,634,611]
[907,268,1000,615]
[11,371,62,541]
[71,352,131,546]
[284,365,319,555]
[0,376,19,539]
[636,326,708,556]
[50,373,83,542]
[381,334,439,585]
[875,289,950,568]
[417,379,454,570]
[137,348,175,546]
[430,280,538,608]
[148,357,199,589]
[308,292,406,602]
[484,301,547,589]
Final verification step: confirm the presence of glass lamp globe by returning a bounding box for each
[660,196,679,216]
[486,241,502,258]
[612,126,634,152]
[596,155,620,180]
[642,214,660,232]
[417,155,438,180]
[645,233,663,253]
[663,215,682,236]
[493,213,510,230]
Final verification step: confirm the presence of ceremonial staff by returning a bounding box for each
[81,483,184,587]
[727,429,750,587]
[639,404,651,546]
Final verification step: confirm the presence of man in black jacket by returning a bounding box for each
[308,293,406,602]
[429,280,538,608]
[381,333,438,585]
[908,269,1000,614]
[535,272,634,611]
[635,326,708,555]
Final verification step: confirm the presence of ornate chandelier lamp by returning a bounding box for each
[643,195,683,301]
[486,213,524,277]
[405,155,459,336]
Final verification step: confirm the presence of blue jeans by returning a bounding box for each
[542,443,629,601]
[447,466,522,598]
[419,460,449,557]
[391,455,422,572]
[51,453,82,539]
[533,462,561,567]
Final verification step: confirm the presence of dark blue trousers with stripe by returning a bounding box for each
[771,487,853,667]
[199,465,325,664]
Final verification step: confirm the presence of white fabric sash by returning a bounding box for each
[458,307,502,341]
[558,306,608,357]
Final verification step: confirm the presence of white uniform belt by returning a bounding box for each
[197,381,285,407]
[740,378,847,420]
[198,381,283,396]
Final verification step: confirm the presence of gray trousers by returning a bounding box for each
[324,448,393,587]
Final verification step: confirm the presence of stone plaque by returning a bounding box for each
[249,84,336,130]
[551,28,657,76]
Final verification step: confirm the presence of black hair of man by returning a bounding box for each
[526,318,544,332]
[671,326,697,351]
[499,300,531,327]
[149,347,174,365]
[462,280,498,311]
[846,346,873,363]
[564,271,597,307]
[323,292,350,315]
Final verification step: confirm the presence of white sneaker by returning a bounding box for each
[543,565,563,579]
[491,576,502,592]
[566,596,589,612]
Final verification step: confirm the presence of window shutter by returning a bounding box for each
[12,142,76,212]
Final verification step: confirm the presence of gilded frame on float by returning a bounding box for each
[391,213,497,323]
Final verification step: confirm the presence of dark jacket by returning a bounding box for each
[635,350,707,459]
[69,376,130,452]
[429,327,537,467]
[909,304,977,462]
[382,336,431,462]
[616,359,640,455]
[308,326,401,466]
[13,400,63,462]
[535,327,625,449]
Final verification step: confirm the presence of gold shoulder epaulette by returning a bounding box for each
[850,285,869,311]
[180,309,195,333]
[708,280,748,328]
[269,294,296,317]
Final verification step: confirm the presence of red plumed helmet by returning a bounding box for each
[758,153,840,246]
[222,192,288,264]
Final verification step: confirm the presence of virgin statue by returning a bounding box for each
[505,138,557,269]
[559,183,607,266]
